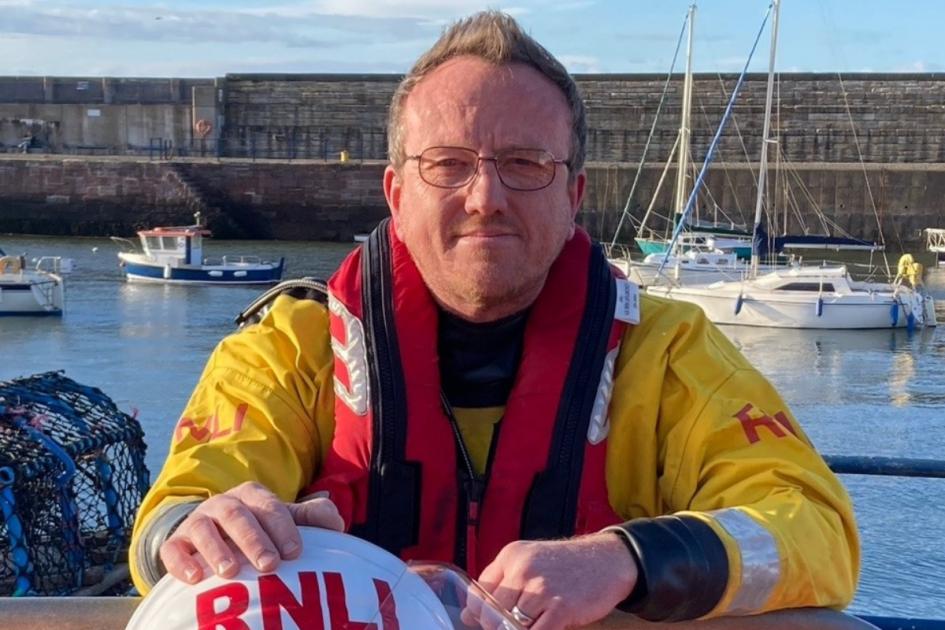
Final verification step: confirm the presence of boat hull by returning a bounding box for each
[119,255,284,285]
[647,284,933,329]
[634,237,668,256]
[0,275,64,316]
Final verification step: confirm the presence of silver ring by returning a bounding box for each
[510,605,536,628]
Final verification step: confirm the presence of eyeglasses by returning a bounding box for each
[405,146,570,191]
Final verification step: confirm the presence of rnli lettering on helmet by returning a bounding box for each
[194,571,400,630]
[125,528,454,630]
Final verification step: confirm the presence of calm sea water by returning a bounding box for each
[1,234,944,618]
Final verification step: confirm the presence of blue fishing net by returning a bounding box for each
[0,372,150,596]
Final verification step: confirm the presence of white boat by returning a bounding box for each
[646,1,939,330]
[115,219,284,285]
[648,265,936,329]
[0,248,71,316]
[619,248,788,287]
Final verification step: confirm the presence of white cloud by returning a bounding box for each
[0,2,442,49]
[311,0,504,19]
[558,54,601,74]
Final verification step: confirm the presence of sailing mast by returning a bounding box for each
[673,4,696,224]
[750,0,781,276]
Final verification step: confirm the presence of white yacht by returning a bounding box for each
[0,247,71,316]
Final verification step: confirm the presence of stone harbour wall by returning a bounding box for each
[0,156,940,247]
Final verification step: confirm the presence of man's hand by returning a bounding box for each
[477,532,637,630]
[158,481,344,584]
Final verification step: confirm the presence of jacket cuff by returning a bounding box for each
[605,515,728,622]
[134,500,200,588]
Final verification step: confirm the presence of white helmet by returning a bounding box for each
[127,528,455,629]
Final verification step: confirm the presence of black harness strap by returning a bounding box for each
[350,219,420,554]
[521,242,617,539]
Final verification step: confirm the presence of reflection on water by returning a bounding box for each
[924,265,945,298]
[1,235,944,617]
[723,325,945,412]
[719,318,945,617]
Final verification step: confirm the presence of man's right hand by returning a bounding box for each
[158,481,345,584]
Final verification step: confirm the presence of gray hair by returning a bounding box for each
[387,10,587,178]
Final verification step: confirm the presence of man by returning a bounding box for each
[131,11,860,629]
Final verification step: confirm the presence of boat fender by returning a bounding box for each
[890,301,899,327]
[734,293,744,316]
[906,311,916,331]
[163,264,172,280]
[815,297,824,318]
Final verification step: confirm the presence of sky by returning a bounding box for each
[0,0,942,77]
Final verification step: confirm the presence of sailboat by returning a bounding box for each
[629,5,753,261]
[647,0,937,330]
[610,4,786,287]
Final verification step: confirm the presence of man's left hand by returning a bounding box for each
[477,532,637,630]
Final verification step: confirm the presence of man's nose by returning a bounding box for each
[463,159,507,215]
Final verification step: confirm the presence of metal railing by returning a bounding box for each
[823,455,945,630]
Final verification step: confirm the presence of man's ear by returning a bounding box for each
[567,169,587,238]
[383,165,404,237]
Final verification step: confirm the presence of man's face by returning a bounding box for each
[384,56,586,321]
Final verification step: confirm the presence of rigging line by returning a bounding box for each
[780,156,822,233]
[713,72,755,190]
[637,134,681,241]
[837,88,893,276]
[697,101,746,221]
[773,72,783,233]
[837,73,884,241]
[815,0,890,274]
[608,8,689,249]
[658,2,774,277]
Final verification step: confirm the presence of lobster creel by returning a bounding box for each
[0,372,150,596]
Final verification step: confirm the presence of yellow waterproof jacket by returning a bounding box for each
[130,292,859,618]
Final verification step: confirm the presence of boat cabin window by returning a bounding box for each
[145,236,162,250]
[778,282,835,292]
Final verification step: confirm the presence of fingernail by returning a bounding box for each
[184,566,199,583]
[217,559,235,575]
[282,540,299,557]
[256,551,278,570]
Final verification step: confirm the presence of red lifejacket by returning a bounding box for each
[307,220,625,576]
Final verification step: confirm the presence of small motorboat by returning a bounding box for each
[0,247,71,316]
[114,216,284,285]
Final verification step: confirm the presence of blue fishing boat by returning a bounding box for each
[115,219,284,285]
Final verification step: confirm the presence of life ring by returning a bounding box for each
[194,119,213,138]
[0,255,23,274]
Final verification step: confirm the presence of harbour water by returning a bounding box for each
[1,234,944,618]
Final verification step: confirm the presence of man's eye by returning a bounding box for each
[508,158,541,168]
